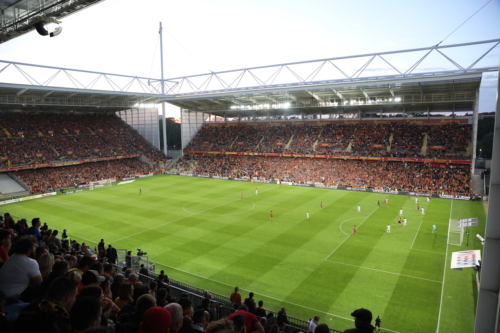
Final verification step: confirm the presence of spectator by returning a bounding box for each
[230,286,242,309]
[139,306,172,333]
[0,235,42,299]
[315,323,330,333]
[178,297,194,333]
[192,308,207,333]
[114,282,134,310]
[79,270,105,294]
[128,272,139,284]
[244,292,256,314]
[118,284,150,317]
[70,296,102,332]
[111,273,125,301]
[308,316,320,333]
[39,260,69,296]
[254,300,267,318]
[103,263,115,284]
[14,276,77,333]
[115,293,157,333]
[38,252,55,279]
[166,303,184,333]
[0,229,12,264]
[25,218,42,247]
[227,304,265,333]
[69,254,95,275]
[45,229,61,249]
[139,264,149,276]
[195,297,216,323]
[98,238,105,251]
[14,218,28,237]
[344,308,375,333]
[156,287,168,307]
[107,244,118,264]
[277,308,289,326]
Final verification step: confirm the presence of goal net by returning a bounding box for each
[89,179,113,190]
[448,219,464,246]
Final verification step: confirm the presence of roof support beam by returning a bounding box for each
[42,90,55,98]
[285,93,297,102]
[359,87,370,99]
[265,95,278,103]
[306,90,323,101]
[331,88,344,100]
[208,99,223,105]
[388,86,395,97]
[17,88,28,96]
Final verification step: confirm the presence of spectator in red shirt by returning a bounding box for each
[227,305,265,333]
[230,286,242,309]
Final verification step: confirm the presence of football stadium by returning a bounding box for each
[0,1,499,333]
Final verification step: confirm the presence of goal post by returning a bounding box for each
[89,179,113,189]
[448,219,464,246]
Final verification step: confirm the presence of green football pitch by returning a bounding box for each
[1,175,486,333]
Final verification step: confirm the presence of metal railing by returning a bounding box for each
[116,259,343,333]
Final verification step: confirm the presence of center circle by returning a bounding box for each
[183,198,255,216]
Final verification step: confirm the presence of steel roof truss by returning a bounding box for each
[304,61,327,82]
[377,55,402,75]
[285,65,305,82]
[405,49,433,75]
[42,69,62,86]
[352,55,376,78]
[14,63,40,85]
[328,60,350,78]
[467,41,500,70]
[63,69,85,89]
[266,66,284,85]
[436,49,464,70]
[247,70,266,87]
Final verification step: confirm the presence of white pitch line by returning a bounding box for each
[146,258,402,332]
[338,216,365,236]
[324,206,379,260]
[436,199,453,332]
[324,259,442,283]
[410,221,423,250]
[421,221,448,225]
[109,185,278,244]
[43,198,75,206]
[411,248,446,255]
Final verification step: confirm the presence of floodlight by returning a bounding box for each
[284,102,290,108]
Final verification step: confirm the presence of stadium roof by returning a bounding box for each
[0,0,105,43]
[0,39,497,115]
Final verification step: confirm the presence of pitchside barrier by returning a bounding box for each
[116,260,343,333]
[169,172,477,201]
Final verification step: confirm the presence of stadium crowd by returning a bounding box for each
[174,155,471,195]
[184,122,471,160]
[14,159,154,194]
[0,218,355,333]
[0,113,167,166]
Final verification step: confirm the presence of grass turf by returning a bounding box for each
[1,175,485,333]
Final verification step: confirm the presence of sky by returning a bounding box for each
[0,0,499,118]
